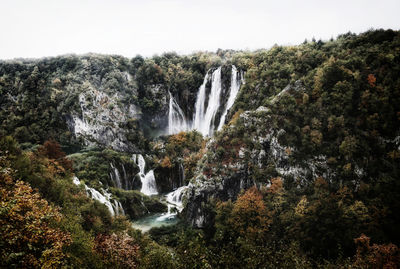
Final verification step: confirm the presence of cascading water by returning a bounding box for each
[132,154,158,196]
[142,170,157,196]
[217,65,242,130]
[73,176,124,216]
[168,91,189,135]
[136,154,146,176]
[156,186,188,221]
[168,65,242,137]
[178,163,185,188]
[132,66,244,230]
[193,67,222,136]
[193,72,210,132]
[110,162,122,189]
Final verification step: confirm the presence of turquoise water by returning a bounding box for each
[132,187,187,232]
[131,213,179,232]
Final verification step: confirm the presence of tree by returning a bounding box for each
[230,186,271,240]
[37,139,73,172]
[94,233,140,269]
[353,234,400,268]
[0,164,71,268]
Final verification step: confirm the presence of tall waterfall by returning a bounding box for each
[168,91,188,135]
[193,67,222,136]
[132,154,158,196]
[168,65,242,137]
[193,72,209,132]
[217,65,242,130]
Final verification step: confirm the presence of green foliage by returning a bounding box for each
[1,29,400,268]
[113,188,167,219]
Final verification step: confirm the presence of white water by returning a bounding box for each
[168,65,242,137]
[136,154,146,176]
[131,186,187,232]
[141,170,158,196]
[110,162,122,189]
[193,72,210,132]
[168,91,189,135]
[72,176,124,216]
[132,154,158,196]
[156,186,188,221]
[217,65,242,130]
[193,67,222,136]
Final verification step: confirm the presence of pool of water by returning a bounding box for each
[131,212,179,232]
[132,186,188,232]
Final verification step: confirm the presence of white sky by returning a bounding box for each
[1,0,399,59]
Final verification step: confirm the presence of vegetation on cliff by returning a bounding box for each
[1,29,400,268]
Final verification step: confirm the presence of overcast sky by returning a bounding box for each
[1,0,399,59]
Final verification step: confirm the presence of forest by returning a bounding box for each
[1,29,400,268]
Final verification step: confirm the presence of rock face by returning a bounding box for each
[154,163,185,193]
[66,90,141,152]
[185,171,254,228]
[183,85,335,227]
[64,64,240,148]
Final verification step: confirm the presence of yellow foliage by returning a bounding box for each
[388,150,400,159]
[295,196,309,217]
[268,177,283,194]
[230,187,271,239]
[161,156,172,168]
[0,173,71,267]
[344,163,352,172]
[310,130,323,145]
[229,109,244,126]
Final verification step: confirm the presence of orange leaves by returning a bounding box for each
[168,131,188,146]
[94,233,140,268]
[367,74,377,87]
[267,177,283,194]
[228,109,244,126]
[160,156,172,168]
[0,173,70,268]
[37,139,73,172]
[354,234,400,268]
[38,139,65,160]
[230,186,271,239]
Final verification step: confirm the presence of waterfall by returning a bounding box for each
[122,164,128,189]
[132,154,158,196]
[168,91,188,135]
[166,185,187,210]
[73,176,124,216]
[192,67,222,136]
[113,200,125,215]
[193,72,210,132]
[217,65,242,130]
[110,162,122,189]
[156,186,188,221]
[141,170,158,196]
[136,154,146,176]
[178,163,185,187]
[167,65,242,137]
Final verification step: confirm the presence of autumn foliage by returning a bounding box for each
[0,167,71,268]
[37,139,73,172]
[367,73,377,87]
[94,233,140,268]
[229,186,271,239]
[353,234,400,269]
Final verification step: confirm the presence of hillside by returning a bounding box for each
[1,29,400,268]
